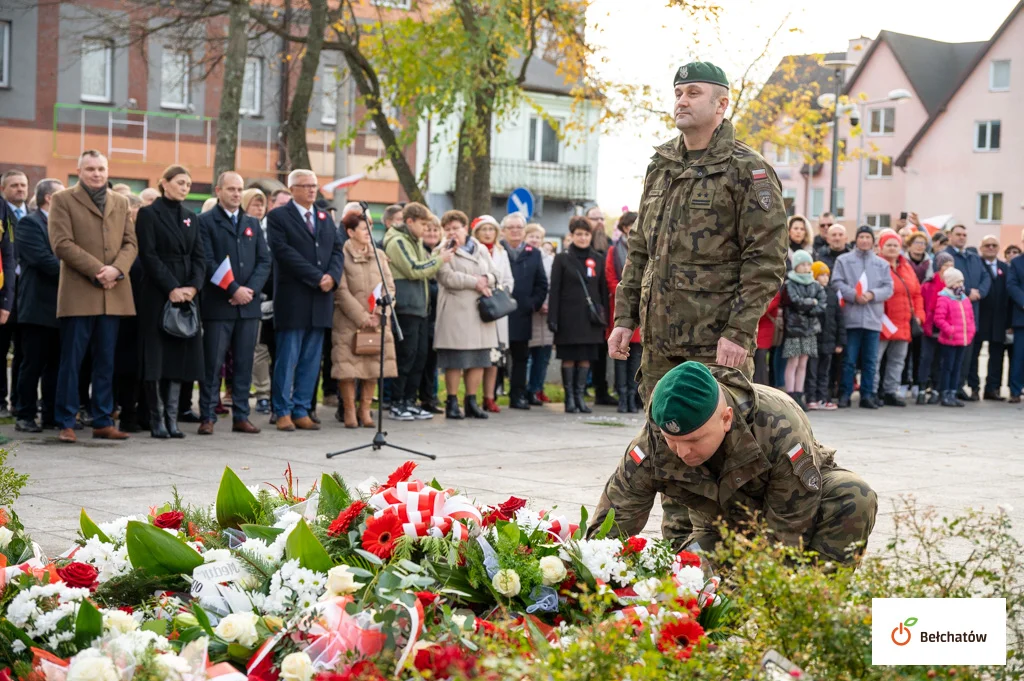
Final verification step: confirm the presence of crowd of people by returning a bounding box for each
[757,211,1024,409]
[2,154,1022,443]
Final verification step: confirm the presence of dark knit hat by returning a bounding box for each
[650,362,721,435]
[856,225,876,242]
[674,61,729,88]
[934,251,954,270]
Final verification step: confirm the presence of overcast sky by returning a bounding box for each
[585,0,1019,216]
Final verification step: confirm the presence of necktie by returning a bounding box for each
[14,207,24,220]
[305,211,315,235]
[231,213,238,228]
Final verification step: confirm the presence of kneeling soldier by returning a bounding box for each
[590,361,877,565]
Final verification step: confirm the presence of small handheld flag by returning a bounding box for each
[211,256,235,290]
[855,271,869,298]
[368,282,383,313]
[881,314,898,336]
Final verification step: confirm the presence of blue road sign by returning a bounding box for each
[507,187,535,220]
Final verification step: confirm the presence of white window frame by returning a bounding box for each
[866,156,893,179]
[80,38,113,104]
[321,67,339,125]
[977,192,1003,223]
[529,115,563,164]
[809,188,825,218]
[989,60,1010,92]
[160,47,190,110]
[865,213,891,229]
[775,145,792,165]
[239,57,262,116]
[974,120,1001,152]
[867,107,895,136]
[834,187,845,218]
[0,21,10,89]
[782,187,797,216]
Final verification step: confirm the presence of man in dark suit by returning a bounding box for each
[197,172,271,435]
[13,179,64,432]
[500,212,548,409]
[266,170,344,432]
[975,235,1011,400]
[944,224,992,400]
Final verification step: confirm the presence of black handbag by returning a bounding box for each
[573,269,607,327]
[478,288,518,322]
[161,300,199,339]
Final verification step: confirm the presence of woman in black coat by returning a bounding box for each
[135,165,206,439]
[547,216,608,414]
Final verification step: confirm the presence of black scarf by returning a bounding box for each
[84,183,108,213]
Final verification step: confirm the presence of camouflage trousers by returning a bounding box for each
[591,446,878,566]
[635,351,755,539]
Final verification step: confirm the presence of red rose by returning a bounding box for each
[57,562,99,589]
[481,509,509,526]
[497,496,527,516]
[415,591,438,608]
[153,511,185,530]
[621,536,647,555]
[675,551,701,569]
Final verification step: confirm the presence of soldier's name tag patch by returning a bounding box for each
[689,187,714,210]
[754,181,773,212]
[787,443,821,492]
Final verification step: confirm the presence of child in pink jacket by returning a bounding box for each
[932,267,976,407]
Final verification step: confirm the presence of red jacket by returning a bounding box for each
[605,245,641,343]
[757,291,782,350]
[933,291,976,347]
[881,256,925,342]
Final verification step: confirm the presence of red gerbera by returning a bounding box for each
[327,500,369,537]
[621,536,647,555]
[497,496,527,516]
[675,551,702,569]
[361,511,402,559]
[657,617,705,660]
[383,461,417,489]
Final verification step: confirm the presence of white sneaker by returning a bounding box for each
[388,403,414,421]
[406,404,434,420]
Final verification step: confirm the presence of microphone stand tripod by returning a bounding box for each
[326,206,435,461]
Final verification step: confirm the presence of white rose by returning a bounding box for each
[214,612,260,648]
[325,565,360,596]
[202,549,232,564]
[67,655,119,681]
[153,654,192,681]
[632,577,662,601]
[491,569,521,597]
[102,610,138,634]
[538,556,567,586]
[280,652,313,681]
[0,527,14,549]
[450,614,470,631]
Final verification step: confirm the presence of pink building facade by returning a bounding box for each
[771,0,1023,247]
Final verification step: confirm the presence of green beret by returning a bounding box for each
[650,362,721,435]
[673,61,729,88]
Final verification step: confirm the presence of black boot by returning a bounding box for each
[614,361,628,413]
[927,389,941,405]
[627,391,640,413]
[445,395,464,420]
[941,390,958,407]
[145,382,169,439]
[562,367,578,413]
[164,381,185,439]
[464,395,488,419]
[575,366,592,414]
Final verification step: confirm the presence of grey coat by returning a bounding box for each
[831,248,894,332]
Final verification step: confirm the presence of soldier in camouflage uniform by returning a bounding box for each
[606,61,789,540]
[590,362,877,566]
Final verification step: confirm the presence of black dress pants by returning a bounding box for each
[15,324,59,424]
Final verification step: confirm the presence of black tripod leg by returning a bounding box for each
[325,442,377,458]
[381,443,437,460]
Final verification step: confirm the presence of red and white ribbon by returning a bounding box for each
[369,479,482,542]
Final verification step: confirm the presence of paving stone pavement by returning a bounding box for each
[6,396,1023,557]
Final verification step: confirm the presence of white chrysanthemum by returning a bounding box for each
[75,537,132,583]
[97,515,145,544]
[202,549,232,564]
[674,565,706,595]
[153,654,192,681]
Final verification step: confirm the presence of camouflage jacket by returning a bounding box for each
[635,366,837,547]
[614,119,787,355]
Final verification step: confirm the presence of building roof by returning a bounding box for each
[895,0,1024,166]
[510,56,576,96]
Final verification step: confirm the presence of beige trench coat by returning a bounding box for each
[331,239,398,380]
[48,184,138,317]
[434,239,499,351]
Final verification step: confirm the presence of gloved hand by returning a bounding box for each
[547,320,558,334]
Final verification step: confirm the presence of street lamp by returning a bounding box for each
[820,59,856,216]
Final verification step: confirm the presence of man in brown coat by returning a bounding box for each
[48,150,138,443]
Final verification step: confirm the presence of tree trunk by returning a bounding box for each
[340,48,425,204]
[213,0,250,182]
[453,92,493,217]
[283,0,327,173]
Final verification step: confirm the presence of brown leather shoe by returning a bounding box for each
[58,428,77,443]
[232,419,261,434]
[293,415,321,430]
[198,420,215,435]
[276,415,296,431]
[93,426,130,440]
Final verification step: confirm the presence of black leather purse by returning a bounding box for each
[573,269,607,327]
[478,288,518,322]
[161,300,200,339]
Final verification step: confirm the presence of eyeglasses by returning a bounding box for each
[292,184,319,190]
[982,243,999,248]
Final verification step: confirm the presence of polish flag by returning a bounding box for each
[854,271,869,298]
[367,282,383,313]
[211,256,235,290]
[881,314,898,336]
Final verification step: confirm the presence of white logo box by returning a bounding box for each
[872,598,1006,666]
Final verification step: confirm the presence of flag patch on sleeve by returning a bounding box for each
[752,168,768,181]
[787,443,805,463]
[629,445,646,465]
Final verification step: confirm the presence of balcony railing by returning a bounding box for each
[489,158,593,202]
